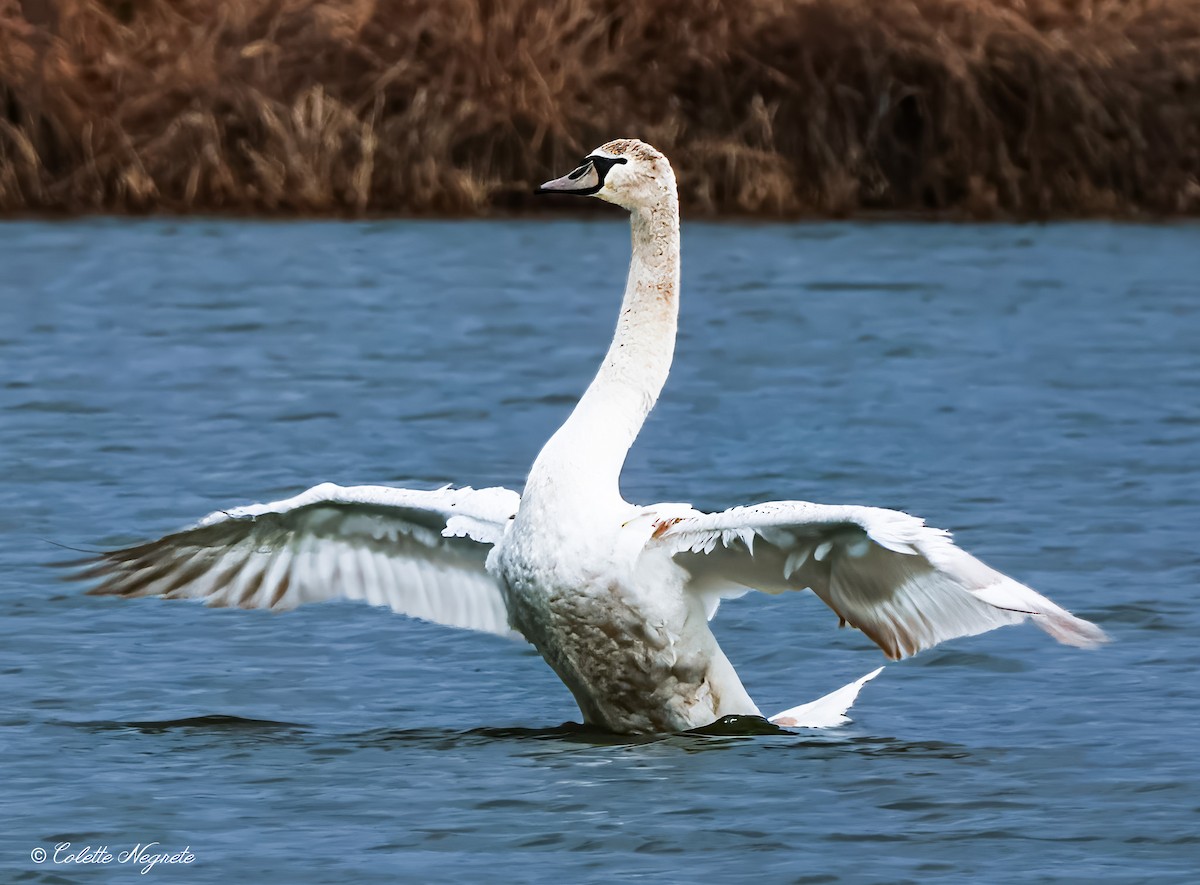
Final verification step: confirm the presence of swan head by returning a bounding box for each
[536,139,676,211]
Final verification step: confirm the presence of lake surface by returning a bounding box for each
[1,218,1198,883]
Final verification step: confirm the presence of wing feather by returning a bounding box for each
[650,501,1107,660]
[75,483,522,639]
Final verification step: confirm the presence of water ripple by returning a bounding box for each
[2,218,1197,883]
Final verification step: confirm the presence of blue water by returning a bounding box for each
[2,219,1198,883]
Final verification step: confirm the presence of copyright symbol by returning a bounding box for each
[31,847,47,863]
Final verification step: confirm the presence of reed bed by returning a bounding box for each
[1,0,1198,217]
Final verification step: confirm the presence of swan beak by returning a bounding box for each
[535,162,601,196]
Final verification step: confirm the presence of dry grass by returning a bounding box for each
[1,0,1198,217]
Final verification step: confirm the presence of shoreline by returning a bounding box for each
[4,208,1197,227]
[2,0,1198,220]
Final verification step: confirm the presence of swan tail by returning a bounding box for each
[768,667,884,729]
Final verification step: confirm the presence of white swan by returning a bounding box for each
[77,139,1107,734]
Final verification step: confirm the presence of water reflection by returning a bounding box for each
[56,713,976,764]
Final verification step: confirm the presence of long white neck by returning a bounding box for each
[525,194,681,515]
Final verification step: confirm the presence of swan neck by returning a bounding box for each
[527,195,680,510]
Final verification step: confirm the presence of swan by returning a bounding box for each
[73,139,1107,734]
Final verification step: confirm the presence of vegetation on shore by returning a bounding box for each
[1,0,1198,218]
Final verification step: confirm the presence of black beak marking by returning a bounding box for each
[587,155,628,178]
[535,155,628,196]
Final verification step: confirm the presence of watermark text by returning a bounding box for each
[31,842,195,875]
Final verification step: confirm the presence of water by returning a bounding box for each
[2,219,1198,883]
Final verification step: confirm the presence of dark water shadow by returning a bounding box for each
[355,714,793,751]
[53,713,974,761]
[57,713,310,737]
[55,714,784,750]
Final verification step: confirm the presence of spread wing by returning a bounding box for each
[649,501,1107,660]
[72,483,522,638]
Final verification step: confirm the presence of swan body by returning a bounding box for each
[75,139,1107,734]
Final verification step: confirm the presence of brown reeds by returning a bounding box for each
[1,0,1198,217]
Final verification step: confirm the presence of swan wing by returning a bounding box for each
[74,482,522,638]
[649,501,1107,660]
